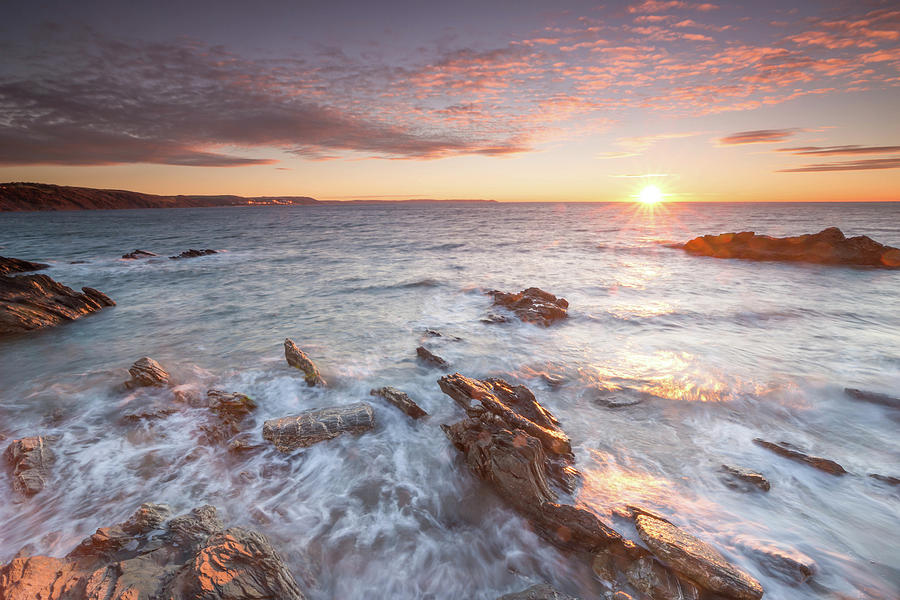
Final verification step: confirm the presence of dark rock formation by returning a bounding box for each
[370,386,427,419]
[168,248,218,260]
[200,390,258,446]
[4,436,53,496]
[844,388,900,409]
[496,584,580,600]
[125,357,170,388]
[635,513,764,600]
[869,473,900,485]
[753,438,846,475]
[121,249,158,260]
[720,465,770,492]
[488,287,569,325]
[0,503,305,599]
[733,536,816,584]
[623,555,701,600]
[0,274,114,335]
[0,255,48,275]
[284,338,325,386]
[416,346,449,369]
[262,402,375,451]
[679,227,900,268]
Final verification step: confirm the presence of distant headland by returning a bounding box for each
[0,182,497,212]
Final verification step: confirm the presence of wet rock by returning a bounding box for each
[0,503,305,600]
[733,535,816,584]
[168,248,217,260]
[4,436,54,496]
[679,227,900,268]
[0,274,114,335]
[121,402,179,422]
[284,338,325,386]
[200,389,258,445]
[125,356,170,388]
[416,346,449,369]
[488,287,569,326]
[635,513,764,600]
[121,249,158,260]
[497,583,580,599]
[868,473,900,485]
[844,388,900,409]
[589,385,646,408]
[0,255,48,275]
[482,313,511,324]
[624,555,701,600]
[753,438,846,475]
[262,402,375,451]
[425,328,443,337]
[370,386,427,419]
[720,465,770,492]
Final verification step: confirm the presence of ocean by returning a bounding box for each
[1,201,899,599]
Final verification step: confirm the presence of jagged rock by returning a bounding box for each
[121,249,158,260]
[753,439,846,475]
[720,465,770,492]
[284,338,325,386]
[370,386,427,419]
[416,346,449,369]
[488,287,569,326]
[0,503,305,600]
[262,402,375,451]
[635,514,764,600]
[199,390,257,445]
[733,535,816,584]
[168,248,217,260]
[844,388,900,409]
[497,583,580,599]
[4,436,53,496]
[125,357,170,388]
[0,274,114,335]
[679,227,900,267]
[0,255,48,275]
[624,555,701,600]
[869,473,900,485]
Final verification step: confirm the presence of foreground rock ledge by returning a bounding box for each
[263,402,375,451]
[284,338,326,386]
[678,227,900,267]
[0,503,305,600]
[0,274,114,335]
[0,255,48,275]
[488,287,569,325]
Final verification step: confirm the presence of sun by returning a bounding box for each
[638,185,663,205]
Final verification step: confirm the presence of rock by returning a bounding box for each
[589,385,646,408]
[4,436,53,496]
[370,386,427,419]
[753,438,846,475]
[733,535,816,584]
[121,249,158,260]
[284,338,325,386]
[624,555,701,600]
[424,328,443,337]
[720,465,770,492]
[0,274,114,335]
[869,473,900,485]
[121,402,179,422]
[635,514,764,600]
[488,287,569,325]
[262,402,375,451]
[416,346,449,368]
[496,583,580,600]
[0,503,305,600]
[125,357,170,388]
[482,313,511,324]
[200,390,258,445]
[168,248,217,260]
[0,255,48,275]
[679,227,900,268]
[844,388,900,409]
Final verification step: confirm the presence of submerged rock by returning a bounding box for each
[753,438,847,475]
[844,388,900,409]
[679,227,900,267]
[4,436,54,496]
[416,346,449,369]
[497,584,580,600]
[201,389,258,446]
[125,357,170,388]
[624,555,701,600]
[720,465,770,492]
[733,535,816,584]
[868,473,900,486]
[168,248,217,260]
[0,503,305,599]
[121,249,158,260]
[0,274,114,335]
[488,287,569,326]
[589,385,646,408]
[0,255,48,275]
[370,386,427,419]
[262,402,375,451]
[284,338,325,386]
[635,513,764,600]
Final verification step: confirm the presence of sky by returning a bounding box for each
[1,0,898,202]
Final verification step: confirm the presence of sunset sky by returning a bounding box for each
[2,0,898,201]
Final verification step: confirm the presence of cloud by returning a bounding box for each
[718,129,798,145]
[778,158,900,172]
[777,145,900,156]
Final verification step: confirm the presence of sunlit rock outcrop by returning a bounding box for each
[370,386,428,419]
[201,389,258,447]
[487,287,569,325]
[679,227,900,267]
[263,402,375,451]
[0,274,114,335]
[0,255,48,275]
[4,436,53,496]
[125,357,170,388]
[284,338,325,386]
